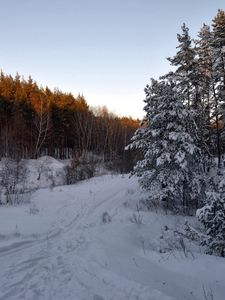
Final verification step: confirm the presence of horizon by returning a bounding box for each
[0,0,225,118]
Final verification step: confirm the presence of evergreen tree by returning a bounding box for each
[127,79,205,213]
[195,24,213,149]
[165,23,209,159]
[211,9,225,166]
[167,23,198,108]
[211,9,225,89]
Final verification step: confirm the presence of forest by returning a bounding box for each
[0,71,138,168]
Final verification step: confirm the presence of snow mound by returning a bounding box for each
[26,156,67,190]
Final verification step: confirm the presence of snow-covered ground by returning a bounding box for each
[0,174,225,300]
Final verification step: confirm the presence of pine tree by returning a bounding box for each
[165,23,210,160]
[211,9,225,87]
[210,9,225,166]
[127,79,205,213]
[195,24,213,142]
[167,23,198,108]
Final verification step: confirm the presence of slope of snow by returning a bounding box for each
[0,175,224,300]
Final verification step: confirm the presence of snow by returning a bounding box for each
[0,174,225,300]
[156,153,171,166]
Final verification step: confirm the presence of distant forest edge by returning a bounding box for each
[0,71,139,168]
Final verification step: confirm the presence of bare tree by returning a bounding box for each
[34,96,51,157]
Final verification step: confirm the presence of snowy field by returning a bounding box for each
[0,174,225,300]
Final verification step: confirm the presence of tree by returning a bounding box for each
[211,9,225,166]
[165,23,209,159]
[166,23,198,108]
[211,9,225,89]
[195,24,214,149]
[33,95,51,157]
[127,79,205,213]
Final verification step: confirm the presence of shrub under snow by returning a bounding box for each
[197,180,225,257]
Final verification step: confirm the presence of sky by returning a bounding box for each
[0,0,225,119]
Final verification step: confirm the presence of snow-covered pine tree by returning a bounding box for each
[127,79,205,213]
[211,9,225,93]
[197,179,225,257]
[166,23,199,109]
[194,23,215,168]
[165,23,209,160]
[195,24,213,145]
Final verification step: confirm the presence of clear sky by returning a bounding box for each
[0,0,224,119]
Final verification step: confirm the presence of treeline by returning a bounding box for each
[0,71,139,168]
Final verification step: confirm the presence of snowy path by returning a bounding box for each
[0,175,225,300]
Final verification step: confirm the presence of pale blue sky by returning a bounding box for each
[0,0,224,118]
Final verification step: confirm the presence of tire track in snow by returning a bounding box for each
[0,176,133,300]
